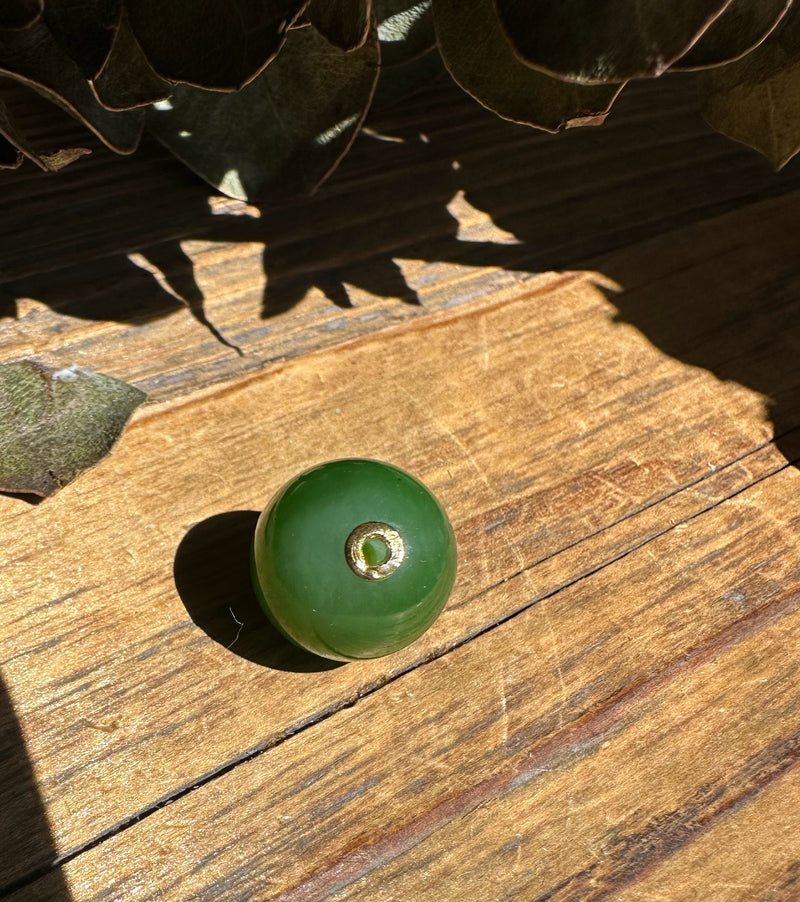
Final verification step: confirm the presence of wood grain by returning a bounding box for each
[1,250,798,891]
[11,449,800,901]
[325,544,800,902]
[2,75,799,405]
[2,70,800,901]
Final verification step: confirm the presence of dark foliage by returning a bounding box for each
[0,0,797,196]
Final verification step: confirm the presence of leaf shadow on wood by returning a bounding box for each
[3,74,800,459]
[595,230,800,471]
[0,672,72,899]
[432,74,800,467]
[173,511,343,673]
[0,76,739,323]
[0,74,517,330]
[0,490,44,504]
[428,78,800,469]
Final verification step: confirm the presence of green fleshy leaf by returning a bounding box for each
[494,0,732,83]
[0,93,46,167]
[43,0,119,78]
[674,0,792,70]
[435,0,623,130]
[371,44,443,111]
[91,8,170,110]
[125,0,305,90]
[37,146,92,169]
[0,0,42,30]
[0,361,146,497]
[700,5,800,168]
[147,23,380,201]
[0,18,144,152]
[369,0,439,111]
[308,0,372,51]
[375,0,434,67]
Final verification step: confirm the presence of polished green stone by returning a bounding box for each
[251,458,457,661]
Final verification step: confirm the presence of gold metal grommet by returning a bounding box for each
[345,521,405,581]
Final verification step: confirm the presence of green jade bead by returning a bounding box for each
[251,459,457,662]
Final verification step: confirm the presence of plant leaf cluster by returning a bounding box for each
[0,0,798,195]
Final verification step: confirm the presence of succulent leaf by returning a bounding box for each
[146,23,380,201]
[0,0,799,193]
[375,0,434,67]
[371,44,443,111]
[699,2,800,168]
[0,361,146,498]
[91,8,170,110]
[0,0,43,30]
[0,131,23,168]
[494,0,734,83]
[435,0,624,130]
[125,0,306,90]
[674,0,793,70]
[0,104,89,169]
[308,0,373,51]
[0,18,143,152]
[43,0,119,78]
[370,0,439,109]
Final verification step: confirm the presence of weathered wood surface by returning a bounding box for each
[3,73,800,404]
[1,72,800,901]
[24,464,800,902]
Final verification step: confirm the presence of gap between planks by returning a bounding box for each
[7,424,800,899]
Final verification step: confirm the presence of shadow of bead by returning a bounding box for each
[173,511,342,673]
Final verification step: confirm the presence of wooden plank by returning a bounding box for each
[4,75,800,895]
[324,552,800,901]
[1,230,799,890]
[2,75,799,405]
[12,460,800,901]
[612,764,800,902]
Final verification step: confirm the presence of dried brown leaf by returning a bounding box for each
[38,146,91,169]
[0,91,90,170]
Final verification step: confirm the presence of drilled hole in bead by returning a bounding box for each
[345,522,405,581]
[363,536,390,568]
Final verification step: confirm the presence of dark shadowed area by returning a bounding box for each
[0,673,71,899]
[174,511,343,673]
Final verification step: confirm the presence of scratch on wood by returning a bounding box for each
[497,666,509,749]
[397,383,497,583]
[271,588,800,902]
[480,318,490,372]
[537,598,569,732]
[397,384,494,498]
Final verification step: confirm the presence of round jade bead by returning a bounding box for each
[251,459,457,661]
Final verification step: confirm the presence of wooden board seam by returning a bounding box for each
[23,432,800,895]
[266,588,800,902]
